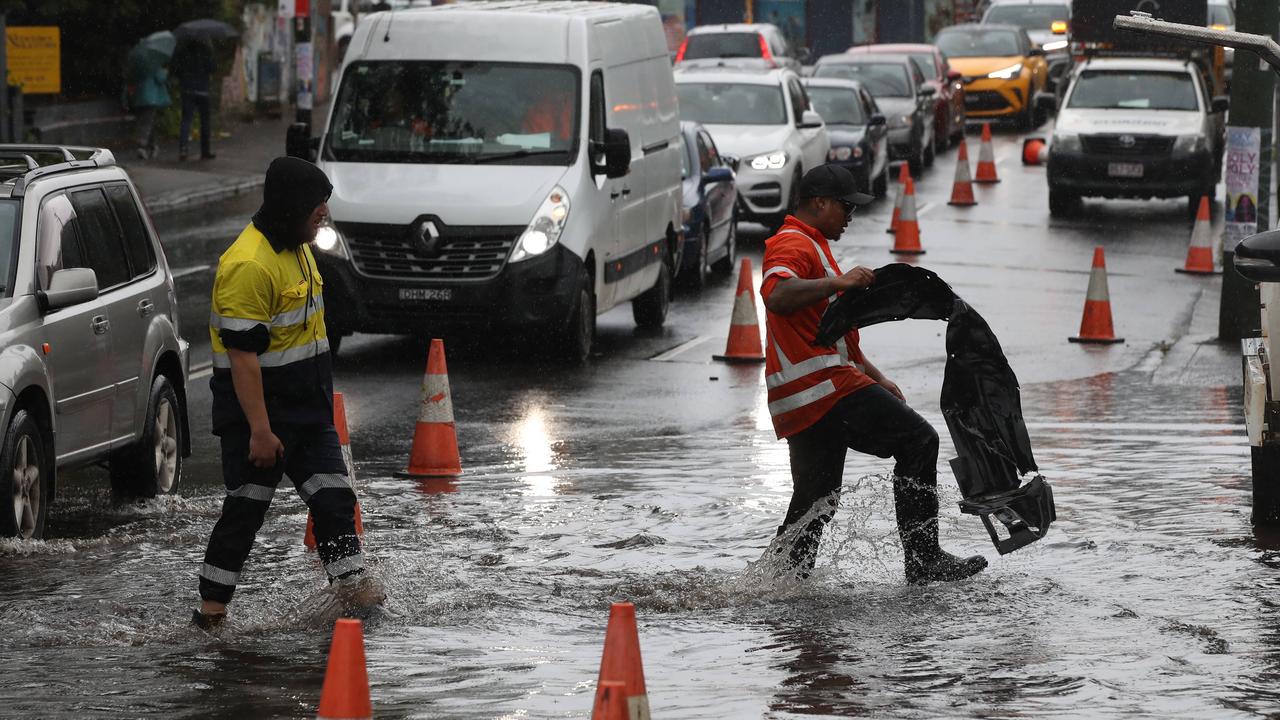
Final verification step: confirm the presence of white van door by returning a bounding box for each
[587,69,622,312]
[602,63,649,302]
[641,54,682,287]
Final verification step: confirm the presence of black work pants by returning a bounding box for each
[777,384,940,575]
[199,423,362,604]
[179,91,211,157]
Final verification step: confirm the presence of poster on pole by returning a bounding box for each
[1225,126,1261,251]
[295,41,313,111]
[6,27,61,94]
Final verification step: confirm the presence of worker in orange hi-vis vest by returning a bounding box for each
[760,164,987,586]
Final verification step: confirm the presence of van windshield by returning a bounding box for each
[326,61,580,165]
[677,82,787,125]
[1067,70,1199,111]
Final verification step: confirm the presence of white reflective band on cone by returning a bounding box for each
[418,378,455,423]
[1085,267,1111,302]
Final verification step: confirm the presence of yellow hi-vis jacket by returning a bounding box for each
[208,222,333,431]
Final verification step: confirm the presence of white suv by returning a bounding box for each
[0,146,190,540]
[675,66,830,229]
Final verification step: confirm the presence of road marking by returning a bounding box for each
[172,264,212,279]
[917,202,935,217]
[189,360,214,381]
[651,335,711,362]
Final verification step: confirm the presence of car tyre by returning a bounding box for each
[872,160,890,197]
[924,132,936,167]
[632,260,671,328]
[712,210,737,275]
[1048,187,1079,217]
[908,139,925,177]
[681,222,711,291]
[558,267,595,364]
[110,375,184,499]
[0,410,49,540]
[934,119,949,153]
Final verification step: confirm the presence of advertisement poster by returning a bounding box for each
[1225,125,1261,251]
[6,26,60,94]
[755,0,805,50]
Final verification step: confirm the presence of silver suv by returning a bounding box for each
[0,146,190,540]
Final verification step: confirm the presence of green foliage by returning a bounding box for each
[4,0,239,99]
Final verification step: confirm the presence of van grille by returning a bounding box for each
[337,220,523,281]
[1080,135,1175,156]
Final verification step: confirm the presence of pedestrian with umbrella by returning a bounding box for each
[124,30,174,160]
[172,19,236,161]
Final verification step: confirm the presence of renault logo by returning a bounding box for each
[1118,135,1137,148]
[413,220,442,257]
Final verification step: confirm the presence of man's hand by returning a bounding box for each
[249,428,284,468]
[832,265,875,292]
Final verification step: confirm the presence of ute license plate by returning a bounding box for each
[399,288,452,302]
[1108,162,1144,178]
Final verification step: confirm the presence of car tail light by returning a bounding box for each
[758,33,775,67]
[675,37,688,63]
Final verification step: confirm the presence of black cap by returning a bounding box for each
[798,164,875,206]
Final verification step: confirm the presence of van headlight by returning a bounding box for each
[314,220,349,259]
[511,185,570,263]
[1173,134,1207,154]
[1051,132,1080,153]
[988,63,1023,80]
[749,151,787,171]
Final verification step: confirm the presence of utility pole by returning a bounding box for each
[1220,0,1279,340]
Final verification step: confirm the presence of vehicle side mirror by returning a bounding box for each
[722,154,740,172]
[947,68,963,81]
[286,123,312,160]
[798,109,824,128]
[39,267,98,313]
[702,166,734,185]
[1035,92,1058,114]
[1212,96,1230,113]
[797,47,813,64]
[919,85,937,98]
[1235,229,1280,283]
[869,113,887,126]
[602,128,631,179]
[1028,47,1046,57]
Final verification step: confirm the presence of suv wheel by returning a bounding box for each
[0,410,49,539]
[110,375,184,499]
[632,261,671,328]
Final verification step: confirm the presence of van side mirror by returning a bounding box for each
[797,47,813,64]
[798,109,824,129]
[1028,47,1046,57]
[286,123,312,160]
[702,166,734,185]
[722,154,740,172]
[1034,92,1058,114]
[39,267,98,313]
[1235,229,1280,283]
[602,128,631,179]
[1212,96,1230,113]
[919,85,937,97]
[869,113,887,126]
[947,68,963,81]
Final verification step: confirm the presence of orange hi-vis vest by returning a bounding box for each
[761,216,876,439]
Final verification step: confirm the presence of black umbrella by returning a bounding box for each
[173,19,238,42]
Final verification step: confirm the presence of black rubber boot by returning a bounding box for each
[190,609,226,631]
[894,476,987,585]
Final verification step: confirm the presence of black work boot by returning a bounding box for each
[190,609,226,631]
[894,476,987,585]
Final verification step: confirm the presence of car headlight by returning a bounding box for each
[1173,134,1207,154]
[1051,133,1080,153]
[313,220,349,259]
[749,151,787,171]
[829,146,853,161]
[988,63,1023,80]
[510,185,570,263]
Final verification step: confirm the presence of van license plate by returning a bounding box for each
[1108,162,1143,178]
[399,288,452,302]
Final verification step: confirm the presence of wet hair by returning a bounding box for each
[252,157,333,251]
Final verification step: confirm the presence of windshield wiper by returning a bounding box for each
[472,149,569,164]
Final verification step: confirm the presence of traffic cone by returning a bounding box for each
[594,602,650,720]
[1177,196,1217,275]
[591,680,629,720]
[886,162,908,234]
[713,258,765,362]
[316,619,372,720]
[948,139,977,206]
[401,339,463,477]
[975,122,1000,183]
[1022,137,1048,166]
[1069,247,1124,344]
[890,176,924,255]
[305,392,364,549]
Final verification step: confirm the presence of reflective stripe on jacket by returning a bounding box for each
[761,216,875,439]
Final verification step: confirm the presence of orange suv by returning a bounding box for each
[934,23,1050,129]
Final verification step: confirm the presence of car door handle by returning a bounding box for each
[611,188,631,199]
[137,300,154,317]
[91,316,110,335]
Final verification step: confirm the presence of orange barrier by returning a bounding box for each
[593,602,650,720]
[975,122,1000,183]
[592,680,630,720]
[948,139,977,206]
[306,392,364,549]
[1177,196,1218,275]
[402,339,463,477]
[317,619,372,720]
[713,258,766,363]
[1069,247,1124,344]
[1022,137,1048,166]
[886,162,908,234]
[889,175,925,255]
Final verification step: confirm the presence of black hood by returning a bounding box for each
[252,157,333,251]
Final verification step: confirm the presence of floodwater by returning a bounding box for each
[0,364,1265,719]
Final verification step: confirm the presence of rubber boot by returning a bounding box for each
[894,476,987,585]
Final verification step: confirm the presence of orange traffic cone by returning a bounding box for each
[594,602,650,720]
[306,392,364,549]
[713,258,765,362]
[886,163,908,234]
[401,339,463,477]
[1022,137,1048,166]
[316,618,372,720]
[948,139,977,206]
[1177,196,1218,275]
[890,176,924,255]
[975,122,1000,183]
[591,680,629,720]
[1069,247,1124,344]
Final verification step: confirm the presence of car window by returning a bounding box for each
[813,62,911,97]
[936,29,1023,57]
[676,82,787,125]
[1067,70,1199,111]
[36,193,85,291]
[787,79,808,119]
[910,53,939,81]
[694,131,715,171]
[806,86,866,125]
[683,33,762,60]
[983,4,1070,30]
[862,89,880,115]
[104,184,156,279]
[68,188,131,290]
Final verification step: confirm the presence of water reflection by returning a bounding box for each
[515,405,564,496]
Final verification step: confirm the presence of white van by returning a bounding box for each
[291,1,683,362]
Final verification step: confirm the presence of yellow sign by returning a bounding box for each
[7,26,60,94]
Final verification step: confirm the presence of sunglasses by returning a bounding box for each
[835,198,857,219]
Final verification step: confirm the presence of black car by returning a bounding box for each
[801,78,891,197]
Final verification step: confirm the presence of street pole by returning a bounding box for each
[1220,0,1279,340]
[294,0,314,125]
